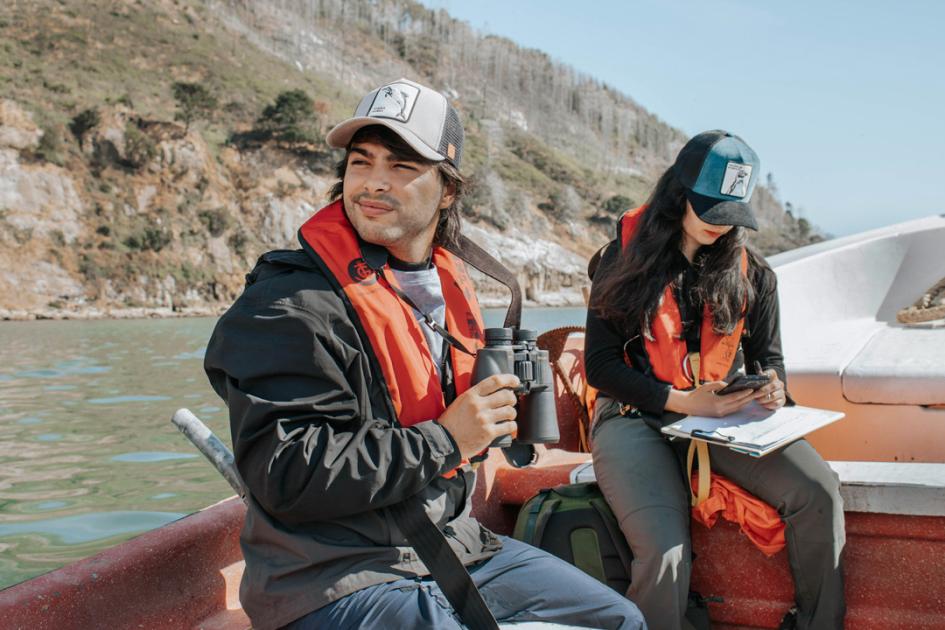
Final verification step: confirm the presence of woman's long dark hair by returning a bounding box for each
[590,166,752,338]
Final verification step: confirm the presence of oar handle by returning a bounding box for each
[172,408,247,501]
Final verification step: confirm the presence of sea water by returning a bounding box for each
[0,307,585,587]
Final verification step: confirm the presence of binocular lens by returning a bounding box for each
[484,328,514,344]
[513,329,537,343]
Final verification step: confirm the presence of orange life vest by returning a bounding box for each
[619,206,747,388]
[298,200,485,431]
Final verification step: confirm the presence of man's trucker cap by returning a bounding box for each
[326,78,464,168]
[673,130,760,230]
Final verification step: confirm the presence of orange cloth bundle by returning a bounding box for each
[690,472,786,556]
[584,384,599,424]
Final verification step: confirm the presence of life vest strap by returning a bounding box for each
[686,438,711,507]
[375,268,475,357]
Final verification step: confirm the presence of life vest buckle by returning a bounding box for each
[686,352,702,387]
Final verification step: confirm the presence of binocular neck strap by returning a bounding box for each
[375,268,475,357]
[448,235,523,330]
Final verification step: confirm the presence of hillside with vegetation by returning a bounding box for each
[0,0,824,318]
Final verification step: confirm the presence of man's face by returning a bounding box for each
[342,140,455,262]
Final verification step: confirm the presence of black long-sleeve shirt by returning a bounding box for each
[585,241,787,416]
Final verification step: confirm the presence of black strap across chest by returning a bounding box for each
[388,498,499,630]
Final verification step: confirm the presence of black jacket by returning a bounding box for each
[586,240,787,416]
[204,249,500,630]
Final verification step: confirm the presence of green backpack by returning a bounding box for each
[513,482,714,629]
[512,482,633,594]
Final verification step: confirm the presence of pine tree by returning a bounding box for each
[172,82,217,133]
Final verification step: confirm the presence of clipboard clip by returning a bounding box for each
[691,429,734,443]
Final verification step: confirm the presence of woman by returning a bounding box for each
[586,130,845,630]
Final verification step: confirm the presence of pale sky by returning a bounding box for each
[421,0,945,237]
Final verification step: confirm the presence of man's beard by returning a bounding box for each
[346,194,438,251]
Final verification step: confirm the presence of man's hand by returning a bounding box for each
[666,381,756,418]
[753,369,787,410]
[438,374,519,459]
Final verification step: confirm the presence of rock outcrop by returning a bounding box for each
[0,0,823,319]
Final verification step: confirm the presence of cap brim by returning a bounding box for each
[686,189,759,231]
[325,117,444,162]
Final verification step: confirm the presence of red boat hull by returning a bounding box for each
[3,328,944,628]
[0,498,248,630]
[4,466,945,630]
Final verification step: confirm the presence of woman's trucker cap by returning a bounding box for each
[673,130,760,230]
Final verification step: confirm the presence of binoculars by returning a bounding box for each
[471,327,560,447]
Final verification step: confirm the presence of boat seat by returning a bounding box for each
[537,327,592,453]
[571,460,945,516]
[842,326,945,405]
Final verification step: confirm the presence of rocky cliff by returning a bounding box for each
[0,0,823,319]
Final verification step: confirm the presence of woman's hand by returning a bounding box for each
[666,381,756,418]
[753,369,786,410]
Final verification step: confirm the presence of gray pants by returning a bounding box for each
[592,397,845,630]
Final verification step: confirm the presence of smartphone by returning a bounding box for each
[717,373,770,396]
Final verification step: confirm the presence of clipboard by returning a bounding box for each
[661,402,845,457]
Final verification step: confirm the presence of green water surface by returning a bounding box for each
[0,307,586,588]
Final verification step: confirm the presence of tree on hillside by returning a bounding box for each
[172,82,217,133]
[602,194,634,215]
[539,185,582,222]
[463,167,512,230]
[69,108,100,143]
[255,89,320,144]
[797,217,812,240]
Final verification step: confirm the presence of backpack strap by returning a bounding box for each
[523,492,561,546]
[514,488,548,542]
[588,495,634,575]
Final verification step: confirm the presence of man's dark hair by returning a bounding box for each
[329,125,465,249]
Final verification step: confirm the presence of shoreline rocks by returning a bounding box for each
[0,305,227,322]
[0,290,587,322]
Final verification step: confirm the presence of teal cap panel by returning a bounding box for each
[690,136,760,203]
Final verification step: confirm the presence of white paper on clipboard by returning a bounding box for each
[661,403,844,456]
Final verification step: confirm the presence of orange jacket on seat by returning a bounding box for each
[690,472,786,556]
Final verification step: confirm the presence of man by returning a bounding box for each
[205,78,644,630]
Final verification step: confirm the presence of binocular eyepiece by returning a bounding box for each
[471,327,560,447]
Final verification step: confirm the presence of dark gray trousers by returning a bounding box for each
[591,397,845,630]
